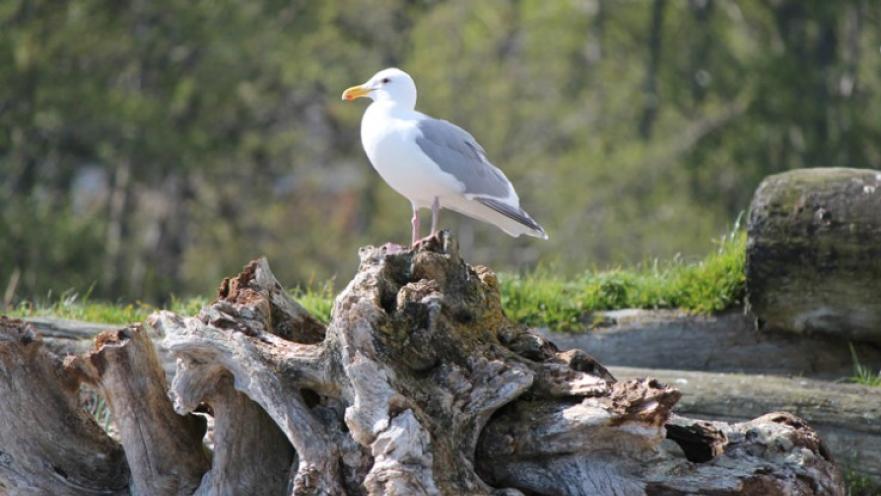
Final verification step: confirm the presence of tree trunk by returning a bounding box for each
[102,159,132,296]
[639,0,666,140]
[0,234,845,495]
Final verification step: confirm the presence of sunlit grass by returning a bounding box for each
[850,344,881,387]
[500,228,746,331]
[7,285,335,326]
[6,228,747,332]
[6,290,210,325]
[291,282,335,324]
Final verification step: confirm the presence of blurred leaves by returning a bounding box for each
[1,0,879,303]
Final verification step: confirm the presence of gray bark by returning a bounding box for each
[747,167,881,343]
[0,317,129,495]
[67,326,211,496]
[176,370,295,496]
[613,366,881,484]
[0,235,846,495]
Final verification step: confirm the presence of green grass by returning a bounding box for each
[843,466,881,496]
[500,229,746,331]
[850,343,881,387]
[6,291,209,326]
[840,354,881,496]
[292,283,335,324]
[6,286,336,326]
[6,229,746,331]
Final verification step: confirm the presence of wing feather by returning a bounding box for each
[414,118,515,200]
[475,197,547,238]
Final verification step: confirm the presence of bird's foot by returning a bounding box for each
[411,231,442,250]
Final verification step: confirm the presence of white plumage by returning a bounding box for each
[343,68,547,244]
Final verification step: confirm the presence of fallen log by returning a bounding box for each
[612,366,881,484]
[25,316,118,357]
[23,316,117,340]
[539,309,881,379]
[0,233,846,495]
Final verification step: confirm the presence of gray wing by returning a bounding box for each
[414,117,514,199]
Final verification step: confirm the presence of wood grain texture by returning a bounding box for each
[540,309,881,379]
[613,366,881,483]
[0,317,129,495]
[0,236,848,495]
[70,325,210,496]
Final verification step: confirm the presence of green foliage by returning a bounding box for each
[2,1,878,305]
[9,291,207,325]
[499,229,746,331]
[82,388,113,433]
[850,343,881,388]
[9,284,331,325]
[292,282,336,325]
[843,465,881,496]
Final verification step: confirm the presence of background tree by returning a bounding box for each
[1,0,879,304]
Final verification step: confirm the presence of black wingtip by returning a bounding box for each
[475,197,546,237]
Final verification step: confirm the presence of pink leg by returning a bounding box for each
[411,205,420,246]
[430,197,440,236]
[412,199,441,248]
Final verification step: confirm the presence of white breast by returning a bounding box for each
[361,104,464,208]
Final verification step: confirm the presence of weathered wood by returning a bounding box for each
[24,316,118,358]
[24,316,118,340]
[215,257,326,344]
[151,258,347,495]
[481,405,843,495]
[645,412,843,495]
[612,366,881,484]
[0,236,848,495]
[32,308,881,382]
[67,325,210,496]
[747,167,881,343]
[172,363,295,496]
[0,317,129,495]
[153,234,843,495]
[539,309,881,379]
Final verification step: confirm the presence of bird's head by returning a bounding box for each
[342,68,417,109]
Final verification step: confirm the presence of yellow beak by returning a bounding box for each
[342,84,372,101]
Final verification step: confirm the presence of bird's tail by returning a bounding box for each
[474,197,548,239]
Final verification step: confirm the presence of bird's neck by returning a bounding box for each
[370,95,416,112]
[365,103,416,127]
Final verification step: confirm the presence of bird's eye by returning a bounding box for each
[381,78,390,84]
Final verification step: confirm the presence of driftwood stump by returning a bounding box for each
[0,233,844,495]
[747,167,881,343]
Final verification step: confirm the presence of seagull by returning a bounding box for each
[342,68,548,246]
